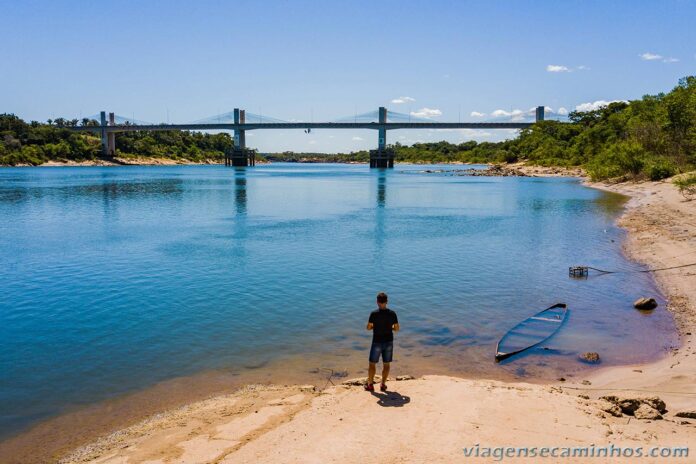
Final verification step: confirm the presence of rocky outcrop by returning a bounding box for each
[596,399,623,417]
[419,165,528,177]
[675,411,696,419]
[634,403,663,420]
[599,395,667,417]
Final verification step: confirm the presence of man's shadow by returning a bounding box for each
[370,390,411,407]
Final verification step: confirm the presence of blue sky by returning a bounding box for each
[1,0,694,152]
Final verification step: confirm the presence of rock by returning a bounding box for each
[342,377,368,386]
[634,297,658,310]
[641,396,667,413]
[581,380,592,385]
[299,385,316,392]
[600,395,640,414]
[634,404,663,420]
[396,375,415,381]
[599,395,667,415]
[341,376,387,386]
[596,399,623,417]
[675,411,696,419]
[579,352,601,363]
[578,394,590,400]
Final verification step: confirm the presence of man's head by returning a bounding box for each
[376,292,388,309]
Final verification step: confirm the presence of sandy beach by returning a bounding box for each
[31,176,689,464]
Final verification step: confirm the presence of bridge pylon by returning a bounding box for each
[99,111,116,158]
[225,108,255,167]
[370,106,394,168]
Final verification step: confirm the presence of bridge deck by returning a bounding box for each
[70,122,533,132]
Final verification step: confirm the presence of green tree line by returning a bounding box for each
[0,115,235,165]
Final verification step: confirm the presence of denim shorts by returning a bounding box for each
[369,341,394,363]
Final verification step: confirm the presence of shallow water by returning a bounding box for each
[0,163,677,439]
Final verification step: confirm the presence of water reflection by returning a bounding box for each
[374,169,387,260]
[230,168,248,262]
[234,168,247,215]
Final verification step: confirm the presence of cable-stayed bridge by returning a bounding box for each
[70,106,552,167]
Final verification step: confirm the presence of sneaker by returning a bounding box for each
[364,383,375,392]
[380,383,387,392]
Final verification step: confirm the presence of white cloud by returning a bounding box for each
[470,111,485,117]
[575,100,627,112]
[308,140,317,145]
[410,107,442,118]
[640,52,663,61]
[547,64,570,73]
[391,96,416,104]
[491,109,526,118]
[491,109,512,117]
[557,107,569,116]
[352,136,364,141]
[663,57,679,63]
[577,65,590,70]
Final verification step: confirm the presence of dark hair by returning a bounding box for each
[376,292,388,303]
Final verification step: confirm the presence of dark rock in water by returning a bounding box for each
[634,297,658,310]
[579,352,601,363]
[675,411,696,419]
[634,404,663,420]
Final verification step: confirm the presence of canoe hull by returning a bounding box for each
[495,303,568,362]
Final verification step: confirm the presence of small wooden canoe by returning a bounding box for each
[495,303,568,362]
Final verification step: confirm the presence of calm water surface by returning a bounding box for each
[0,164,677,438]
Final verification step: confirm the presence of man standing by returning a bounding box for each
[365,292,399,392]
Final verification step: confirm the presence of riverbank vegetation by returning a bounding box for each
[2,76,694,180]
[0,115,235,165]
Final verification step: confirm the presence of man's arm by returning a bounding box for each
[367,312,374,331]
[392,323,400,332]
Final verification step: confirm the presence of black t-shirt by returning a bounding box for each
[368,308,398,343]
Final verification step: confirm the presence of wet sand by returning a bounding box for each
[2,175,695,463]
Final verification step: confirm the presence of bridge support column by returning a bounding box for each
[370,107,394,168]
[107,112,116,156]
[535,106,545,122]
[100,111,109,157]
[225,109,254,167]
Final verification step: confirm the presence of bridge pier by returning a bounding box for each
[370,107,394,168]
[369,148,395,168]
[99,111,116,158]
[100,112,108,157]
[107,113,116,156]
[225,108,255,167]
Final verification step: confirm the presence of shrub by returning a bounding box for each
[673,172,696,199]
[586,142,647,180]
[643,157,678,180]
